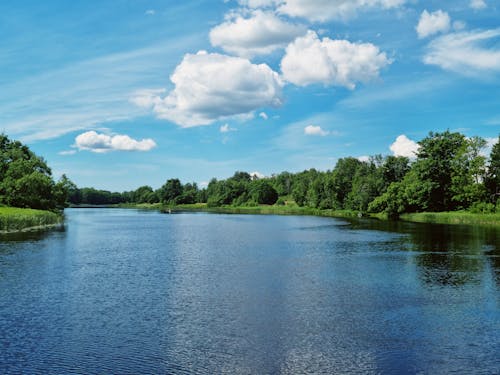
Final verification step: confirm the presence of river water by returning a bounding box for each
[0,208,499,374]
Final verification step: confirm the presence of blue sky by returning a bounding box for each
[1,0,499,191]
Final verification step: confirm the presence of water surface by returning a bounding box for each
[0,209,499,374]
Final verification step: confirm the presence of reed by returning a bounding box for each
[0,207,63,232]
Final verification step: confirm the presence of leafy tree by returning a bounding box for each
[160,179,183,204]
[0,134,63,210]
[486,136,500,202]
[250,180,278,205]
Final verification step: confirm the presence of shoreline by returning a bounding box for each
[68,203,500,227]
[116,203,500,227]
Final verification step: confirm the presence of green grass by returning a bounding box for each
[110,202,500,227]
[168,203,361,219]
[0,207,63,232]
[400,211,500,226]
[115,202,164,210]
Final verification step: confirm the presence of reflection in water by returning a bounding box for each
[348,218,500,288]
[0,209,499,374]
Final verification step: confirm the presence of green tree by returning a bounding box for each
[486,136,500,202]
[160,179,183,204]
[250,180,278,205]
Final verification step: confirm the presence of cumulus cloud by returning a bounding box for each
[358,155,370,162]
[75,131,157,153]
[423,28,500,75]
[470,0,487,9]
[304,124,329,136]
[277,0,406,22]
[390,135,419,158]
[416,10,451,39]
[259,112,268,120]
[209,10,306,57]
[281,31,391,89]
[132,51,283,127]
[145,9,156,16]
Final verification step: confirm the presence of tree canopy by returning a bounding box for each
[0,134,70,210]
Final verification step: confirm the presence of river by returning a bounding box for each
[0,208,499,374]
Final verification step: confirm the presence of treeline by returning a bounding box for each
[0,134,71,211]
[68,131,500,217]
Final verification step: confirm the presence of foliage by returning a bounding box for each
[0,134,71,210]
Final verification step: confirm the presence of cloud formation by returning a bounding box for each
[470,0,487,10]
[281,31,391,89]
[390,135,419,158]
[304,124,329,136]
[240,0,406,22]
[416,10,451,39]
[75,131,157,153]
[133,51,283,127]
[209,10,306,57]
[423,28,500,75]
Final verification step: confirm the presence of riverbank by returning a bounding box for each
[400,211,500,226]
[114,202,500,227]
[0,207,63,233]
[166,203,361,218]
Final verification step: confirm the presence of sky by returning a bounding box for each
[1,0,499,191]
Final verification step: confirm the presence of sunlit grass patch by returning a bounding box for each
[0,207,62,232]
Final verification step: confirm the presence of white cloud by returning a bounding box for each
[75,131,157,153]
[130,88,166,108]
[220,124,237,133]
[276,0,407,22]
[145,9,156,16]
[134,51,283,127]
[281,30,391,89]
[304,124,329,136]
[259,112,269,120]
[423,29,500,75]
[470,0,487,10]
[358,155,370,162]
[390,134,420,158]
[416,10,451,39]
[209,10,306,57]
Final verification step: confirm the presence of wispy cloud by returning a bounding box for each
[0,34,202,142]
[424,28,500,76]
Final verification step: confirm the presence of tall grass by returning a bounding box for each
[400,211,500,226]
[0,207,63,232]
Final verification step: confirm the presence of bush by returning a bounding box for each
[469,202,496,214]
[275,197,286,206]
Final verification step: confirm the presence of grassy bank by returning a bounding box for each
[400,211,500,226]
[166,203,362,219]
[104,202,500,227]
[0,207,63,233]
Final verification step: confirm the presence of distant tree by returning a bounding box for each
[160,179,183,204]
[486,136,500,202]
[250,180,278,205]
